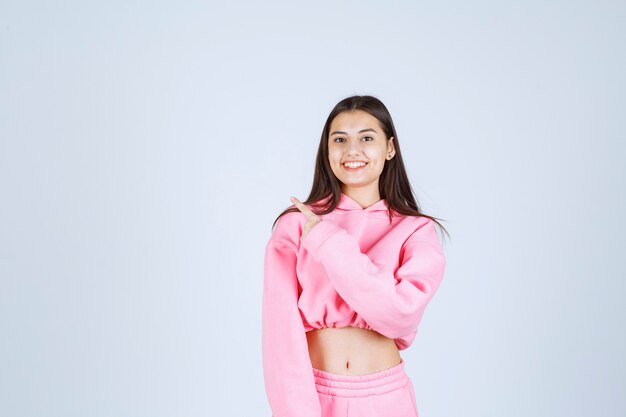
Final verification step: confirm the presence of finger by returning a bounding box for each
[290,196,314,217]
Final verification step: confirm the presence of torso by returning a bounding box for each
[306,326,402,375]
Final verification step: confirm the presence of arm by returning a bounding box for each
[262,214,321,417]
[300,218,446,340]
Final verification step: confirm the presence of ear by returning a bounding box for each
[387,136,396,156]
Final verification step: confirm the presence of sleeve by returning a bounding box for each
[262,213,322,417]
[300,217,446,340]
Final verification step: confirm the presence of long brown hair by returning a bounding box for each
[272,95,450,245]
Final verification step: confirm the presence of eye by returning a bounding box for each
[362,136,374,141]
[333,137,345,143]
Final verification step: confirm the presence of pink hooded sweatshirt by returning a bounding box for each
[262,192,446,417]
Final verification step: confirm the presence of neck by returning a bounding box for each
[341,187,381,209]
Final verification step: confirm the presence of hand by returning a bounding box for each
[290,196,322,242]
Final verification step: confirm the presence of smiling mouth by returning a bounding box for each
[343,161,368,171]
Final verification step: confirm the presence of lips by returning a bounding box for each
[342,161,368,171]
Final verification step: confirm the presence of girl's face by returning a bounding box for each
[327,110,395,195]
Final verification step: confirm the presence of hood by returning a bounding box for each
[334,192,389,212]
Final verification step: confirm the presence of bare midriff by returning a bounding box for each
[306,326,402,376]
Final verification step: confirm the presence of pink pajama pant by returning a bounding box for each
[312,358,419,417]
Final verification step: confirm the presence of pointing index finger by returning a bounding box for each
[290,196,314,218]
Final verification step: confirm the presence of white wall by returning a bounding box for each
[1,1,624,416]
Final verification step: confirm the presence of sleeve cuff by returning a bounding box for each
[301,219,343,260]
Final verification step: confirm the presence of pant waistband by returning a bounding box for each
[312,358,408,398]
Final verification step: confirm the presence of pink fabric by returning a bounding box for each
[262,192,446,417]
[313,358,419,417]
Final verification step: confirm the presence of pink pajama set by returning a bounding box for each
[262,193,446,417]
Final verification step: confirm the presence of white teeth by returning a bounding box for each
[344,162,366,168]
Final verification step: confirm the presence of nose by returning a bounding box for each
[346,139,362,156]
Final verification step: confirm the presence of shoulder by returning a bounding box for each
[273,210,304,229]
[268,210,305,247]
[404,217,443,252]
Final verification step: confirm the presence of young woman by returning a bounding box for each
[262,95,449,417]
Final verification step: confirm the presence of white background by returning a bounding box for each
[1,1,624,416]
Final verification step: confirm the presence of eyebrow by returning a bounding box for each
[330,128,378,136]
